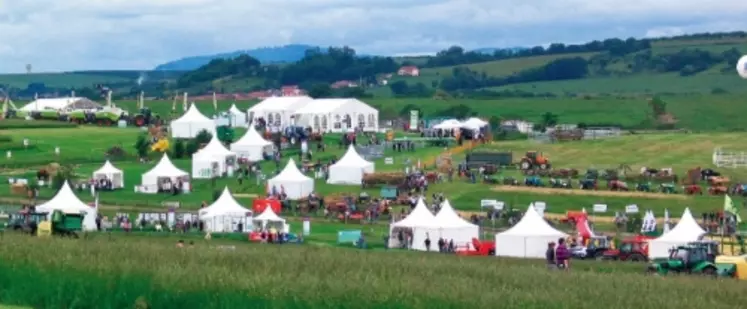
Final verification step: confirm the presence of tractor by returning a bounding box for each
[647,244,725,276]
[68,107,128,126]
[635,182,652,192]
[524,176,544,187]
[659,183,677,194]
[6,212,48,234]
[36,210,83,238]
[578,178,598,190]
[602,235,653,262]
[131,107,161,127]
[456,238,496,256]
[519,151,550,170]
[571,236,613,260]
[549,178,572,189]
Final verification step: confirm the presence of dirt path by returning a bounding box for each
[491,185,689,200]
[456,210,680,224]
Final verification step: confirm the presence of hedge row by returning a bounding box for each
[0,120,77,129]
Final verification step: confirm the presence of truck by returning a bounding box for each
[465,151,513,169]
[68,106,129,126]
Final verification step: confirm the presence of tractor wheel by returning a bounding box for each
[488,249,495,256]
[97,120,104,126]
[701,267,717,277]
[520,160,531,170]
[540,163,550,170]
[134,116,145,127]
[629,254,645,262]
[104,119,112,126]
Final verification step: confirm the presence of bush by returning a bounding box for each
[0,120,77,129]
[0,135,11,142]
[106,146,127,159]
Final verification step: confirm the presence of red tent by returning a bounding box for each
[576,217,594,239]
[252,199,281,214]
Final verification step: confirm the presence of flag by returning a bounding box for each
[94,192,99,209]
[212,92,218,111]
[724,194,742,222]
[663,209,670,233]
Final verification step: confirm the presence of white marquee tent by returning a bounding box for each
[433,199,480,247]
[227,104,248,128]
[199,187,252,232]
[192,135,237,179]
[36,181,97,231]
[648,208,706,258]
[253,207,287,231]
[248,96,313,131]
[20,97,101,112]
[434,119,463,130]
[230,125,274,161]
[92,160,124,189]
[266,159,314,199]
[327,145,375,185]
[461,117,488,130]
[170,103,217,138]
[294,98,379,133]
[388,198,440,251]
[141,154,189,188]
[494,205,568,258]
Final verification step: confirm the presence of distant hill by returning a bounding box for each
[471,47,527,55]
[154,44,320,71]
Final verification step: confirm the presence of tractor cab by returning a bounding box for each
[602,236,651,261]
[648,244,718,276]
[688,240,720,262]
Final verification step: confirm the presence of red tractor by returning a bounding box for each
[456,238,495,256]
[684,184,703,195]
[601,235,653,262]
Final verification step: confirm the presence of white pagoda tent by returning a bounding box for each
[170,103,217,138]
[648,208,706,258]
[253,207,287,232]
[92,160,124,189]
[433,119,463,130]
[36,181,97,231]
[461,117,488,130]
[230,125,274,161]
[433,199,480,247]
[388,198,439,251]
[327,145,375,185]
[266,159,314,199]
[228,104,248,128]
[141,154,189,189]
[248,96,313,131]
[199,187,252,232]
[494,205,568,258]
[294,98,379,133]
[192,135,237,179]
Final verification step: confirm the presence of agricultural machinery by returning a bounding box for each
[131,107,161,127]
[1,93,28,119]
[549,178,572,189]
[456,238,495,256]
[68,106,129,126]
[519,151,551,170]
[571,236,613,260]
[7,210,82,238]
[684,184,703,195]
[579,179,598,190]
[659,183,677,194]
[647,243,725,276]
[635,182,652,192]
[606,180,629,191]
[524,176,544,187]
[602,235,653,262]
[6,212,47,234]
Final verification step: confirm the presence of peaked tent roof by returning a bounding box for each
[229,104,244,115]
[232,125,272,147]
[200,187,252,219]
[334,145,373,167]
[271,159,312,182]
[173,103,212,123]
[294,98,377,115]
[653,208,706,242]
[435,199,478,228]
[248,96,313,113]
[93,160,122,175]
[143,154,188,178]
[253,206,285,222]
[36,181,94,214]
[434,119,463,130]
[392,198,436,228]
[498,205,567,237]
[195,135,235,157]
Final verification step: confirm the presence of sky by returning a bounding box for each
[0,0,746,73]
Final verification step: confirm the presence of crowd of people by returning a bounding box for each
[546,238,571,270]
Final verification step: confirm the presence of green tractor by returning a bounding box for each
[647,243,733,277]
[30,109,68,121]
[37,210,83,238]
[131,107,161,127]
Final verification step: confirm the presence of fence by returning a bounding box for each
[528,127,622,143]
[712,148,747,168]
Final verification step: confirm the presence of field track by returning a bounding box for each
[491,185,689,200]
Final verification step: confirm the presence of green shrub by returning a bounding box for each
[0,135,11,142]
[0,120,77,129]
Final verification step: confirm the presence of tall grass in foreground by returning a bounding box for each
[0,234,745,309]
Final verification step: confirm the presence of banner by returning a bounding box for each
[337,230,362,244]
[409,110,419,131]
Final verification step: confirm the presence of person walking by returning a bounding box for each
[555,238,571,270]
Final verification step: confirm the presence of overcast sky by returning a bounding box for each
[0,0,746,73]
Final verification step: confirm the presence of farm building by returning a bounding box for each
[294,98,379,133]
[20,97,101,111]
[397,66,420,76]
[248,96,313,131]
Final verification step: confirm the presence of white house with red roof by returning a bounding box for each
[331,80,358,89]
[397,66,420,77]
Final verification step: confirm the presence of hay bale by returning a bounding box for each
[10,183,27,195]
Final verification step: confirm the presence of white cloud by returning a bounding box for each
[0,0,746,72]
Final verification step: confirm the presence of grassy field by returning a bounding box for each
[0,234,745,309]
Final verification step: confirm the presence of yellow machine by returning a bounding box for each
[151,138,170,152]
[37,221,52,237]
[715,255,747,280]
[386,130,394,141]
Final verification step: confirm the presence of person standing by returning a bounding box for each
[546,242,557,270]
[555,238,570,270]
[424,233,432,252]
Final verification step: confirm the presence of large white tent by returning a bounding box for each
[170,103,217,138]
[327,145,375,185]
[648,208,706,258]
[36,181,97,231]
[230,125,274,161]
[192,135,237,179]
[266,159,314,199]
[141,154,189,189]
[294,98,379,133]
[433,199,480,247]
[248,96,313,131]
[228,104,248,128]
[494,205,568,258]
[20,97,101,112]
[92,160,124,189]
[388,198,440,251]
[199,187,252,232]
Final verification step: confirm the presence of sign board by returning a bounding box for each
[162,201,181,209]
[117,120,127,128]
[625,204,639,213]
[54,147,60,155]
[533,202,546,216]
[384,157,394,165]
[409,110,419,131]
[480,199,497,207]
[494,201,505,211]
[593,204,607,213]
[337,230,362,244]
[302,217,311,236]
